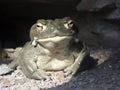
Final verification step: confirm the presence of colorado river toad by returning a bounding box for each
[1,17,89,80]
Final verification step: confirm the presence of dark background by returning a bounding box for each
[0,0,120,48]
[0,0,79,48]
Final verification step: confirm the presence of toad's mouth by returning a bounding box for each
[36,35,72,43]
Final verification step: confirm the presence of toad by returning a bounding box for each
[0,17,89,80]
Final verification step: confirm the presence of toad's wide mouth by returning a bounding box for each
[36,35,72,43]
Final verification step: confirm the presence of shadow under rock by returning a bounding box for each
[46,49,120,90]
[45,55,98,90]
[77,55,98,73]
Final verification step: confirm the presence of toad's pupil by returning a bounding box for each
[37,25,40,27]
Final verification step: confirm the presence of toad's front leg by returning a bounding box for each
[64,43,89,76]
[20,57,50,80]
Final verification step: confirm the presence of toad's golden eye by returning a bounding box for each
[64,20,73,29]
[68,20,73,28]
[36,23,47,31]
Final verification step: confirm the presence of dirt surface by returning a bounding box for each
[0,47,120,90]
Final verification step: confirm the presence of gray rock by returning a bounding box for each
[0,64,13,75]
[105,9,120,19]
[116,0,120,8]
[75,14,120,48]
[77,0,115,11]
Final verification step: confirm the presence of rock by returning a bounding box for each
[77,0,115,11]
[4,48,15,53]
[104,8,120,19]
[0,64,13,75]
[116,0,120,8]
[75,14,120,48]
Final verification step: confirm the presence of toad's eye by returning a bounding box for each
[64,20,73,29]
[36,23,47,31]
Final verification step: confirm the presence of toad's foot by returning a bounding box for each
[31,69,51,80]
[64,64,79,76]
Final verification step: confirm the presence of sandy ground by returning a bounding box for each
[0,47,120,90]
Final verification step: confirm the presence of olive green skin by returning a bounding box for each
[2,17,89,80]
